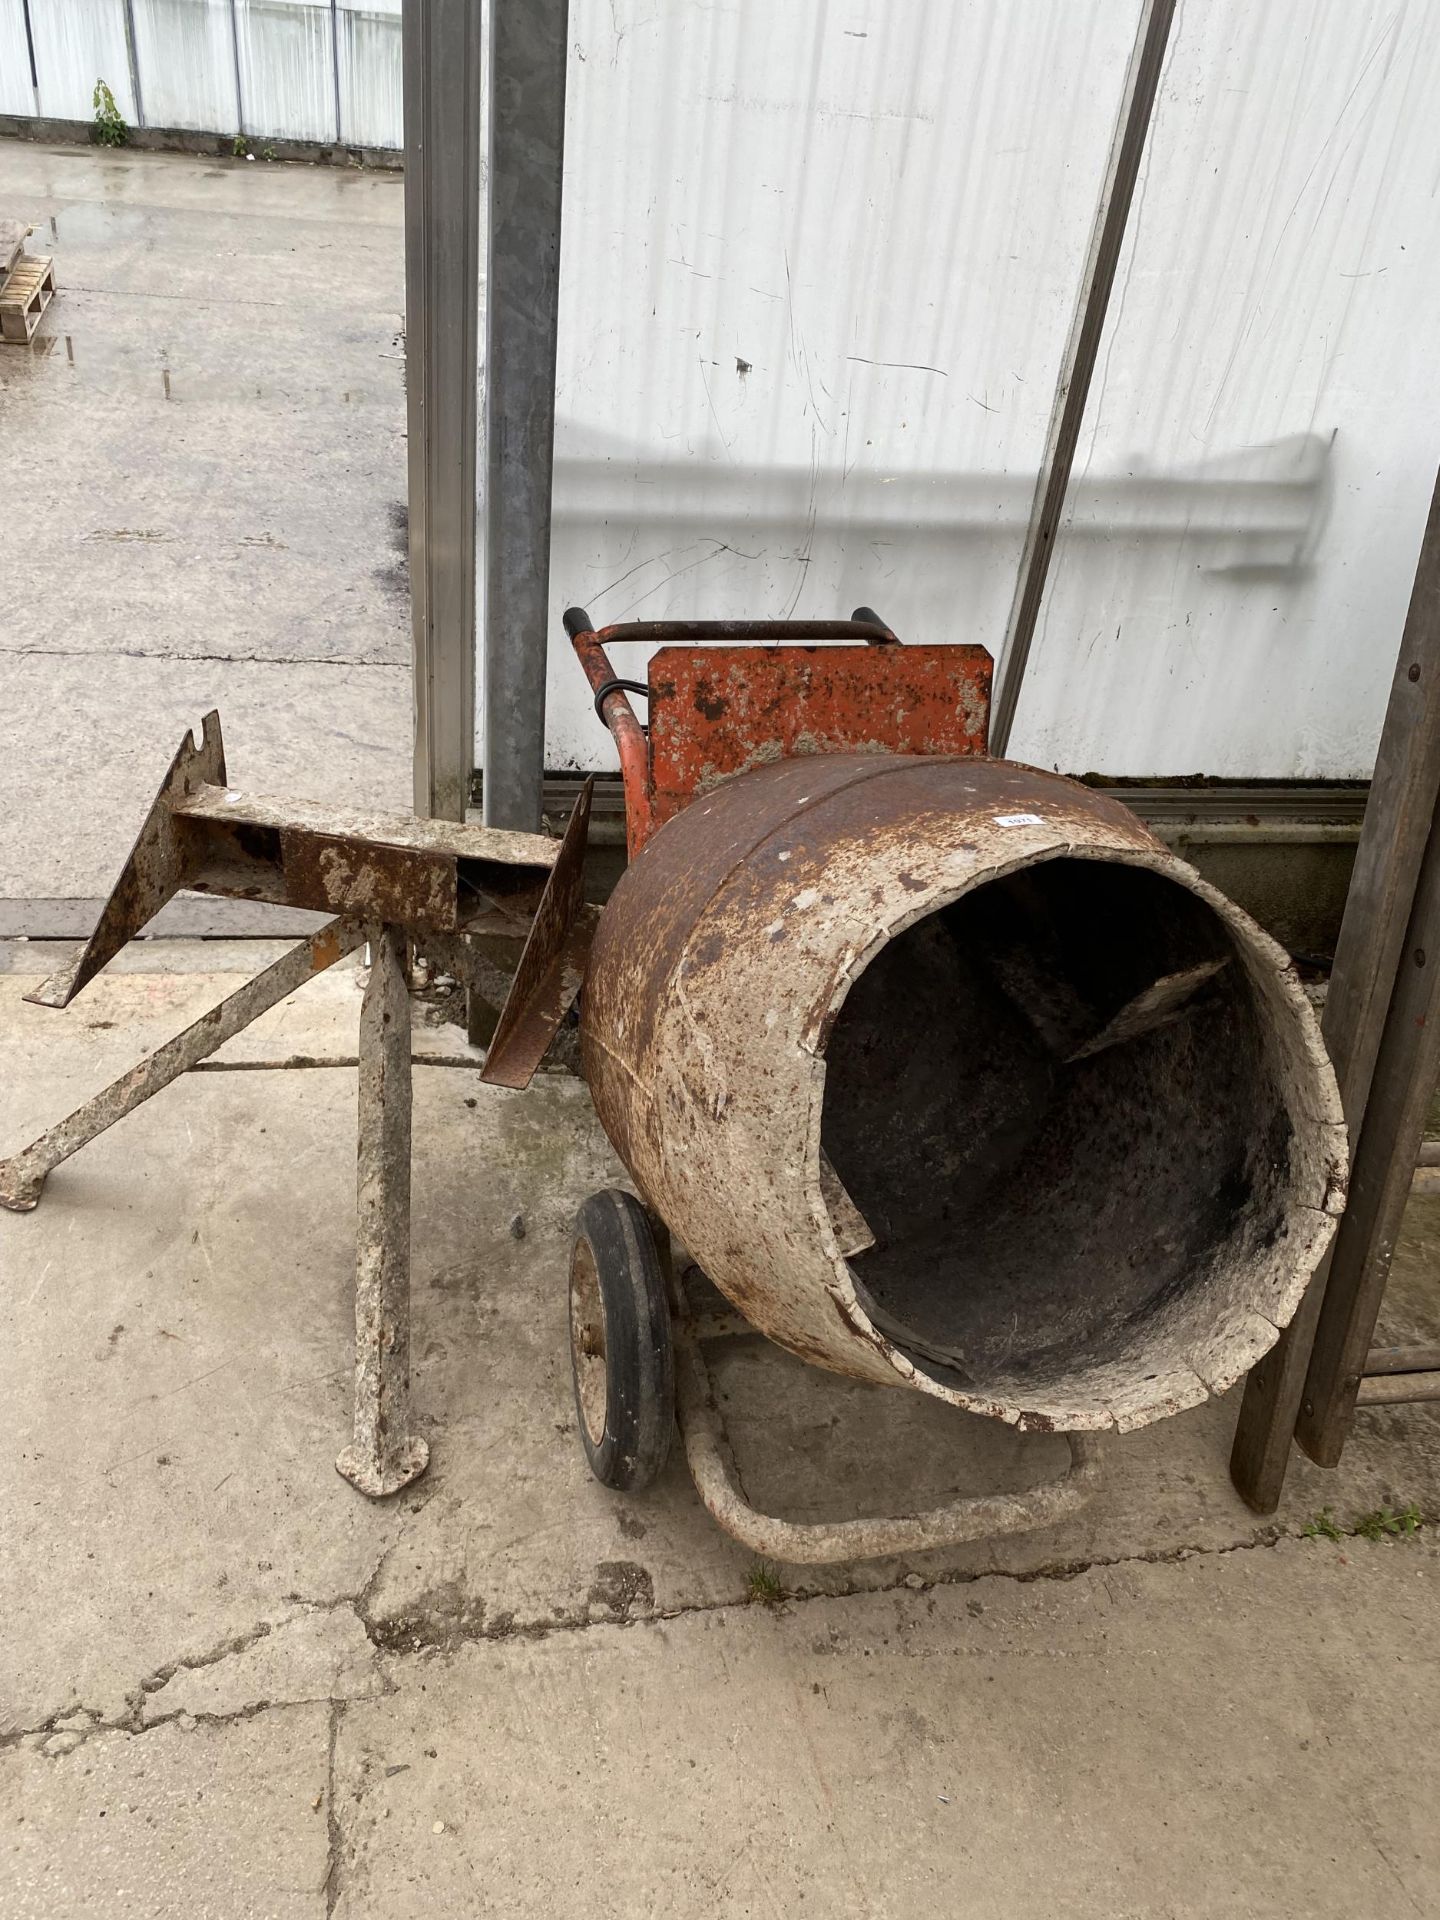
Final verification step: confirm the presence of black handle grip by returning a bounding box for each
[850,606,898,642]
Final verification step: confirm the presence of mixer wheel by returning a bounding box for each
[569,1189,675,1493]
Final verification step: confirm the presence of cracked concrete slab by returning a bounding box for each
[0,143,410,907]
[5,956,1440,1675]
[140,1606,384,1728]
[0,146,407,670]
[333,1542,1440,1919]
[3,948,1440,1912]
[0,1021,416,1732]
[1,1703,332,1919]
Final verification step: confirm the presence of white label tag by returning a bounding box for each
[993,812,1043,827]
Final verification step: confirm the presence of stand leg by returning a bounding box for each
[336,925,429,1496]
[1,921,359,1213]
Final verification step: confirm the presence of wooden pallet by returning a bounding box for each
[0,255,56,345]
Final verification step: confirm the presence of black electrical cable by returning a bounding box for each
[592,678,650,722]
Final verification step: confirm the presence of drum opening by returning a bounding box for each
[818,855,1295,1411]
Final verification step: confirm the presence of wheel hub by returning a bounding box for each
[569,1239,609,1448]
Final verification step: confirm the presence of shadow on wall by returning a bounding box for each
[549,430,1334,629]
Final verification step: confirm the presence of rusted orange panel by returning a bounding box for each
[646,643,992,826]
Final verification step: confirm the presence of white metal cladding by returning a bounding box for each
[538,0,1140,776]
[337,0,402,153]
[6,0,404,147]
[234,0,336,145]
[131,0,238,133]
[1027,2,1440,779]
[24,0,136,123]
[0,0,36,117]
[6,0,1439,778]
[531,0,1440,780]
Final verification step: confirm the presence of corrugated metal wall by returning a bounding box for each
[7,0,1438,778]
[1033,2,1440,779]
[132,0,236,133]
[542,0,1440,779]
[3,0,403,147]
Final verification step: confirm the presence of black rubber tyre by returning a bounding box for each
[569,1189,675,1492]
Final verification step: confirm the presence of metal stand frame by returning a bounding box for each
[669,1267,1101,1566]
[337,925,430,1495]
[403,0,483,824]
[1231,470,1440,1506]
[2,917,427,1497]
[1,713,595,1497]
[0,921,361,1212]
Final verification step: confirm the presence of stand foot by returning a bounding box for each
[0,1166,44,1212]
[336,1434,430,1498]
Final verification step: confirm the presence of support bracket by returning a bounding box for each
[5,713,585,1497]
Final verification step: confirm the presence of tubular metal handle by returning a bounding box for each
[563,611,898,646]
[669,1264,1102,1566]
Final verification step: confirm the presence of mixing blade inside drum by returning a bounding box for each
[819,855,1292,1408]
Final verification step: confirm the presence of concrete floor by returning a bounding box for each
[0,142,411,917]
[2,942,1439,1916]
[5,135,1440,1920]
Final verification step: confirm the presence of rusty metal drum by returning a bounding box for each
[581,753,1347,1434]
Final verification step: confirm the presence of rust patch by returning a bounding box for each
[310,924,345,972]
[647,643,992,830]
[280,831,457,929]
[1015,1409,1058,1434]
[483,783,598,1089]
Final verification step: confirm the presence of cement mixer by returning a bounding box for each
[0,610,1346,1552]
[560,609,1347,1560]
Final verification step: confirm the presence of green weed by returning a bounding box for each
[92,80,128,148]
[1354,1503,1424,1541]
[1304,1502,1424,1542]
[1302,1508,1343,1542]
[745,1561,784,1605]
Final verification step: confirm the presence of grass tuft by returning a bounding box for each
[745,1561,784,1605]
